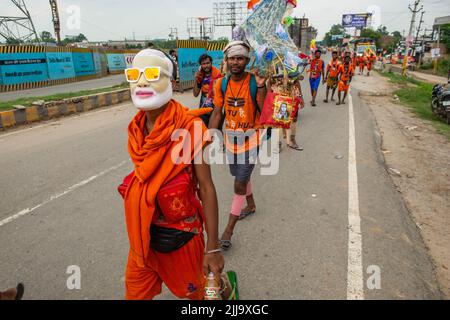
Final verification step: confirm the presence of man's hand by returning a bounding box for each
[203,252,225,277]
[195,71,204,85]
[254,69,267,88]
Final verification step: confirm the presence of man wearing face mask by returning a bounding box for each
[122,49,238,300]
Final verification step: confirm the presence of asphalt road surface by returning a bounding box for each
[0,73,442,300]
[0,74,125,102]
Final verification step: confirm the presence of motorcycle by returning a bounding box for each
[431,82,450,125]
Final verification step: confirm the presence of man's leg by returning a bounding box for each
[240,181,256,216]
[221,180,247,244]
[287,120,303,151]
[157,234,208,300]
[331,87,337,101]
[125,251,163,300]
[324,86,330,103]
[312,89,317,106]
[337,91,342,105]
[342,91,348,104]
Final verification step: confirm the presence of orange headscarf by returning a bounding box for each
[125,100,212,268]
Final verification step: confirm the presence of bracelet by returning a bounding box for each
[205,249,222,255]
[257,85,266,89]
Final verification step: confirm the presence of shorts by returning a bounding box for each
[309,76,321,91]
[338,80,350,93]
[327,77,338,89]
[227,148,259,183]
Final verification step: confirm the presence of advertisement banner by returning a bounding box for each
[0,52,48,85]
[72,52,95,76]
[342,14,370,28]
[207,50,224,70]
[107,53,126,72]
[46,52,76,80]
[125,53,137,69]
[178,48,206,82]
[92,52,102,74]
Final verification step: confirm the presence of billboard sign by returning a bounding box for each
[342,14,370,28]
[46,52,76,80]
[0,52,48,85]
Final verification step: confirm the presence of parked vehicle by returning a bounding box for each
[431,82,450,125]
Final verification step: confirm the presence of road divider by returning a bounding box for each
[0,89,131,131]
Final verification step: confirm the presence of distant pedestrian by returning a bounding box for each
[193,54,223,126]
[337,55,354,105]
[308,49,325,107]
[323,50,341,103]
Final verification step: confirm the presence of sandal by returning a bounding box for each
[220,231,233,251]
[239,210,256,220]
[287,137,304,151]
[221,271,239,300]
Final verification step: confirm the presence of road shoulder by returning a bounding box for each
[354,72,450,298]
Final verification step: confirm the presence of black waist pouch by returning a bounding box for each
[150,225,196,254]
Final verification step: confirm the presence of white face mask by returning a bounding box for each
[131,83,173,111]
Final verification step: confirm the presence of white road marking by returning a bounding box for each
[0,161,128,227]
[347,92,365,300]
[0,103,131,139]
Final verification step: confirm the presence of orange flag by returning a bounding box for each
[247,0,261,10]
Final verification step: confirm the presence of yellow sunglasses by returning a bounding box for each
[124,67,171,83]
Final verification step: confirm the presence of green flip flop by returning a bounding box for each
[225,271,239,301]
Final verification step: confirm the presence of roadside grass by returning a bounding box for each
[380,71,450,140]
[0,82,129,112]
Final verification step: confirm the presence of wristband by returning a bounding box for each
[257,85,266,89]
[205,249,222,255]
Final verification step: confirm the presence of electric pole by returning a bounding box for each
[414,11,425,67]
[403,0,423,76]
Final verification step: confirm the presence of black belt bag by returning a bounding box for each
[150,225,196,254]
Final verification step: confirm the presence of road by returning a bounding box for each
[0,74,125,102]
[0,73,442,300]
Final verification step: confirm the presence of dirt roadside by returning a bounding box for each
[352,72,450,299]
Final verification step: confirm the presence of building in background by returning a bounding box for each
[288,18,318,53]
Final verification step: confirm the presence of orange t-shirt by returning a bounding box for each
[327,59,341,78]
[213,72,262,153]
[338,64,354,82]
[213,73,261,131]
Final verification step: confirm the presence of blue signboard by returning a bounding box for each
[178,48,206,82]
[342,14,369,28]
[208,50,224,70]
[107,54,126,72]
[46,52,76,80]
[92,52,102,74]
[72,52,95,76]
[0,52,48,85]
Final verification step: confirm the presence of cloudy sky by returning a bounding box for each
[1,0,448,41]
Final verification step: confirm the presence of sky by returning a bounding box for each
[1,0,449,42]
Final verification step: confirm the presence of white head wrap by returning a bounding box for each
[223,41,251,59]
[133,49,174,76]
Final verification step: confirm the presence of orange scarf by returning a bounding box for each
[125,100,212,268]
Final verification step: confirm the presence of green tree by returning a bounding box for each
[440,24,450,52]
[360,28,382,48]
[5,38,23,45]
[61,33,88,46]
[40,31,56,43]
[377,25,389,36]
[323,24,345,46]
[216,36,229,42]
